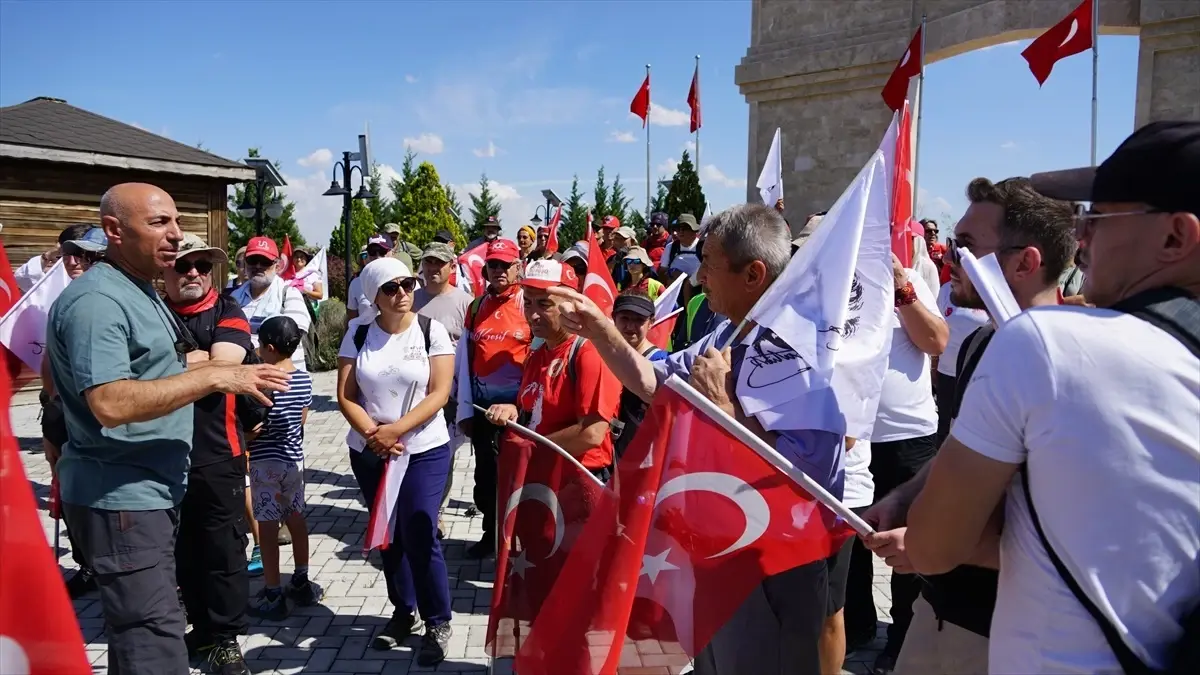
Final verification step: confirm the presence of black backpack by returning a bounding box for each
[353,314,432,353]
[664,238,702,271]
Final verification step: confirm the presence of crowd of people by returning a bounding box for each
[25,120,1199,675]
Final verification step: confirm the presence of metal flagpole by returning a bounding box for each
[1091,0,1100,166]
[912,13,927,210]
[646,64,652,222]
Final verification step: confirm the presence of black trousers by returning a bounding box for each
[176,456,250,643]
[935,371,957,446]
[469,412,504,538]
[845,433,938,657]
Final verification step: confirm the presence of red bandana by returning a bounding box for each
[169,288,218,316]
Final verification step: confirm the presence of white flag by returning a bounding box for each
[294,247,329,302]
[735,115,899,439]
[958,249,1019,328]
[0,259,70,372]
[756,128,783,207]
[653,273,686,323]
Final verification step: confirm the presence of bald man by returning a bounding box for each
[47,183,290,675]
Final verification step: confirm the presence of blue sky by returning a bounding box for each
[0,1,1137,245]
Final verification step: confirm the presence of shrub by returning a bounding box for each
[309,298,347,372]
[327,255,350,303]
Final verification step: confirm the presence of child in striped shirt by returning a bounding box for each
[247,316,323,619]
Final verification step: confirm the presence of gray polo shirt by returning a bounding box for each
[48,262,193,510]
[413,285,473,345]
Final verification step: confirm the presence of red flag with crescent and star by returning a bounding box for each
[1021,0,1094,86]
[0,241,25,381]
[881,25,922,111]
[514,379,855,675]
[485,430,603,660]
[456,241,489,298]
[545,205,562,255]
[582,215,617,316]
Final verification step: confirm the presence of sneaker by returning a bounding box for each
[417,622,452,666]
[246,546,263,577]
[287,577,324,607]
[65,568,97,599]
[277,522,292,546]
[248,588,289,621]
[872,653,897,675]
[184,630,214,659]
[466,537,494,559]
[206,639,250,675]
[372,613,421,651]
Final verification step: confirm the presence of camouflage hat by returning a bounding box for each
[177,233,228,263]
[421,242,456,263]
[382,222,402,234]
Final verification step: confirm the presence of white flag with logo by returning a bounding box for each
[756,128,783,207]
[294,247,329,302]
[0,259,70,372]
[735,115,898,439]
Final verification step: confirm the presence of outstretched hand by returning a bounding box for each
[546,286,609,340]
[211,363,291,406]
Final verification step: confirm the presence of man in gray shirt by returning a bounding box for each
[48,182,290,675]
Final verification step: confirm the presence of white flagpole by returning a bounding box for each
[1090,0,1099,166]
[472,404,605,488]
[912,13,927,212]
[646,63,652,222]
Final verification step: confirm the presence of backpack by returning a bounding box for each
[610,344,663,460]
[353,314,432,354]
[664,238,702,271]
[1019,287,1200,675]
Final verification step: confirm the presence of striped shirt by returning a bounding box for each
[248,369,312,464]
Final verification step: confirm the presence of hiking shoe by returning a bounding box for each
[466,537,494,559]
[184,630,214,659]
[246,546,263,577]
[872,653,897,675]
[278,522,292,546]
[287,577,324,607]
[417,622,452,666]
[372,613,421,651]
[248,588,289,621]
[65,568,96,599]
[206,639,250,675]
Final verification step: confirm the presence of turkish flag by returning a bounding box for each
[515,382,855,674]
[631,74,650,127]
[0,242,26,381]
[1022,0,1094,85]
[545,205,562,255]
[687,63,701,133]
[280,236,295,280]
[583,216,617,316]
[485,431,604,659]
[0,366,91,674]
[891,100,915,267]
[881,26,922,111]
[456,242,488,298]
[646,274,686,350]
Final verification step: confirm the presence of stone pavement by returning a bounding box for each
[13,370,895,675]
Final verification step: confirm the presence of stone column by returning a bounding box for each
[1135,3,1200,127]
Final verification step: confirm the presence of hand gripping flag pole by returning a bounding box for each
[471,404,605,488]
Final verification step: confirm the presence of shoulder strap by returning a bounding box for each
[353,324,370,352]
[566,336,584,382]
[1020,463,1157,675]
[418,314,432,353]
[951,325,994,421]
[1110,287,1200,359]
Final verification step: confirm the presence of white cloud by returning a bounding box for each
[405,74,418,84]
[917,188,955,220]
[277,170,345,248]
[403,133,445,155]
[608,130,637,144]
[375,163,401,201]
[297,148,333,168]
[472,140,500,158]
[684,139,697,153]
[657,158,679,175]
[450,179,540,238]
[700,164,747,189]
[629,102,690,127]
[1000,140,1017,150]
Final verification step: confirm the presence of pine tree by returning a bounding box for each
[328,199,375,268]
[227,147,306,255]
[366,163,390,229]
[665,150,707,225]
[385,149,418,226]
[592,167,611,222]
[398,162,467,251]
[560,175,588,247]
[607,173,632,226]
[467,173,502,242]
[626,211,647,237]
[444,184,464,229]
[651,176,669,213]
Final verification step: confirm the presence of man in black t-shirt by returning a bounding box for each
[165,235,267,675]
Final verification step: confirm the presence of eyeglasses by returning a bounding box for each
[1072,206,1163,237]
[65,250,104,265]
[486,260,513,271]
[379,278,418,297]
[173,258,213,275]
[245,255,275,268]
[944,238,1027,266]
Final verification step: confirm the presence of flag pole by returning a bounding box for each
[645,63,652,222]
[1090,0,1099,166]
[694,55,701,173]
[472,404,605,488]
[912,13,927,214]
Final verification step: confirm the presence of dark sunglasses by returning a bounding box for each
[379,278,419,297]
[944,238,1026,266]
[486,260,513,271]
[245,255,275,267]
[174,258,213,275]
[66,250,105,264]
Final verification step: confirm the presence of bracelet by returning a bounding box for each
[895,282,917,307]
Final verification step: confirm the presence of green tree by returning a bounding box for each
[328,199,375,269]
[626,211,646,237]
[467,173,502,242]
[396,161,467,250]
[444,183,464,229]
[651,176,669,213]
[591,166,611,222]
[560,175,588,246]
[665,150,707,225]
[385,149,418,227]
[227,147,305,255]
[607,173,632,226]
[366,163,391,228]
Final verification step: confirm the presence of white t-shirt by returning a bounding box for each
[346,276,375,322]
[872,271,940,442]
[935,282,990,377]
[952,306,1200,674]
[338,317,455,455]
[842,439,874,509]
[241,281,312,371]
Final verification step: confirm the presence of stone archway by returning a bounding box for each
[736,0,1199,227]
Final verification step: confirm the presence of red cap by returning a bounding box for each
[600,215,620,229]
[520,259,578,290]
[484,238,520,263]
[246,236,280,261]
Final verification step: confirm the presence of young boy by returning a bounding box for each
[247,316,323,619]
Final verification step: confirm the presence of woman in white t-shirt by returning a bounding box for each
[335,257,456,666]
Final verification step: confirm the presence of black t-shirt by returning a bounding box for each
[921,325,1000,637]
[174,295,266,468]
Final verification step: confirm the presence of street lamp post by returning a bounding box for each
[530,204,548,228]
[323,150,374,294]
[237,158,287,235]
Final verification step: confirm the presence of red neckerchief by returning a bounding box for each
[169,288,218,316]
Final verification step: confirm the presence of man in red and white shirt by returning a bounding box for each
[483,259,620,481]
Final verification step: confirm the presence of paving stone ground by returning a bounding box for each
[13,371,895,675]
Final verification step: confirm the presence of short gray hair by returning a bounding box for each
[703,203,792,279]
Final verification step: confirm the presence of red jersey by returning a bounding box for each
[517,338,620,470]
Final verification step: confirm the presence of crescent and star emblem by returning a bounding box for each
[504,482,564,561]
[1061,18,1079,48]
[0,277,11,303]
[654,471,770,559]
[898,48,911,69]
[583,273,614,303]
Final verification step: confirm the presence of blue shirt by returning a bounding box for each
[652,320,846,499]
[48,262,193,510]
[249,369,312,464]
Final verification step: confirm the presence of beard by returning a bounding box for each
[249,272,273,292]
[177,284,206,302]
[950,280,986,310]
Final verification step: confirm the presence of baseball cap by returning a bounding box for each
[520,259,578,290]
[62,227,108,255]
[1031,120,1200,216]
[650,212,669,227]
[676,214,700,231]
[484,238,520,263]
[560,248,587,265]
[381,222,402,234]
[367,234,393,251]
[421,242,456,263]
[600,215,620,230]
[614,225,637,240]
[483,215,501,228]
[175,233,229,263]
[433,229,455,244]
[246,236,280,261]
[613,293,654,318]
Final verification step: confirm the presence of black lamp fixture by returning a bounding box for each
[240,157,288,235]
[324,133,375,291]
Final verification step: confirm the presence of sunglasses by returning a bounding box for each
[245,255,275,267]
[379,278,419,297]
[486,260,513,271]
[65,250,105,264]
[944,238,1026,266]
[174,258,213,275]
